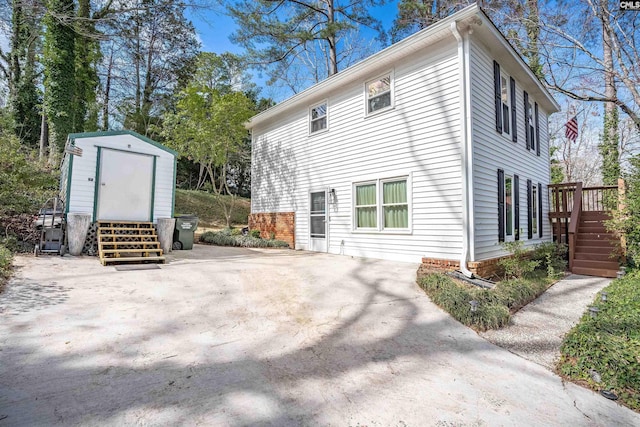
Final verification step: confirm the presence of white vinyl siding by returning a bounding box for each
[470,39,552,261]
[252,38,462,263]
[66,134,175,222]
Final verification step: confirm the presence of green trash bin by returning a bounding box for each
[173,215,199,250]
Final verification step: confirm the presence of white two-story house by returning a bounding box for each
[246,4,560,277]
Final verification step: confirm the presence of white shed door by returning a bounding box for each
[97,149,154,221]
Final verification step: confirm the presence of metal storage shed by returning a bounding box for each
[60,130,177,223]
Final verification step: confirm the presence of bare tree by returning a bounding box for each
[541,0,640,133]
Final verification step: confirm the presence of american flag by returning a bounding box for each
[565,116,578,141]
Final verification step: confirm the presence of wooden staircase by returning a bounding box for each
[549,181,624,278]
[98,221,165,266]
[572,211,619,278]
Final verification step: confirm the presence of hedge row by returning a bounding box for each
[418,273,551,331]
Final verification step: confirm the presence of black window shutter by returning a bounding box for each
[510,77,517,143]
[538,183,543,237]
[524,91,530,150]
[498,169,505,242]
[514,175,520,240]
[535,102,540,156]
[527,179,533,239]
[494,61,502,134]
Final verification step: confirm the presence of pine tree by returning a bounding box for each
[226,0,385,90]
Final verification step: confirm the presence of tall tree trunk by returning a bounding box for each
[102,47,114,130]
[326,0,338,76]
[599,1,620,185]
[524,0,543,79]
[39,111,48,161]
[43,0,76,158]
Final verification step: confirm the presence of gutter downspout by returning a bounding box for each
[451,21,475,278]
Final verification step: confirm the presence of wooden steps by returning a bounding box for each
[98,221,165,266]
[572,211,620,278]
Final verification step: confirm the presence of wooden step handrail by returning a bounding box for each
[568,182,583,271]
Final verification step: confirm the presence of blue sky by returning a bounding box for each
[186,1,401,100]
[189,2,400,54]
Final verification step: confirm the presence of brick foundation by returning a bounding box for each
[420,255,512,278]
[248,212,295,248]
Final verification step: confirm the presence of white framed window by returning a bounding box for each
[500,74,510,136]
[504,175,514,241]
[309,101,328,134]
[355,182,377,229]
[531,184,538,237]
[353,175,410,232]
[365,72,393,115]
[528,98,536,152]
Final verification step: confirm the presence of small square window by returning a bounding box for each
[366,74,392,115]
[310,102,327,133]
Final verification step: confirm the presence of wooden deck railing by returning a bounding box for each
[548,181,621,246]
[581,185,619,211]
[548,182,578,244]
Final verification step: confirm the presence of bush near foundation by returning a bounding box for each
[557,271,640,411]
[0,244,12,290]
[200,229,289,248]
[418,273,552,331]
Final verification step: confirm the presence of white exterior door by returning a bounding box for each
[97,149,154,221]
[309,191,327,252]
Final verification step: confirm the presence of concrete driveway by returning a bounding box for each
[0,245,638,426]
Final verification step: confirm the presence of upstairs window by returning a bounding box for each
[500,74,510,136]
[366,73,393,115]
[494,62,517,142]
[528,99,536,152]
[524,93,540,155]
[310,101,327,134]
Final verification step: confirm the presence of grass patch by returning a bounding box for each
[417,272,553,331]
[200,229,289,249]
[174,190,250,228]
[557,271,640,411]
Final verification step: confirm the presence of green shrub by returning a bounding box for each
[606,156,640,268]
[200,230,289,248]
[250,229,261,239]
[557,270,640,411]
[532,241,568,277]
[0,129,58,216]
[230,227,243,236]
[0,244,12,281]
[498,241,540,279]
[418,272,554,331]
[418,274,510,330]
